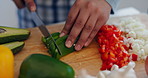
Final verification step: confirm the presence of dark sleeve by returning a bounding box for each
[106,0,121,14]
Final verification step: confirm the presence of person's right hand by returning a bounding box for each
[12,0,36,11]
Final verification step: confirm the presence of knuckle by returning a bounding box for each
[78,38,86,44]
[66,15,73,25]
[84,25,93,31]
[88,36,93,41]
[68,34,76,42]
[74,0,81,7]
[75,20,84,27]
[87,1,95,8]
[95,8,100,14]
[93,28,99,33]
[62,27,69,34]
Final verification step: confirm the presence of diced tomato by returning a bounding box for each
[123,45,129,51]
[101,52,109,60]
[109,56,117,63]
[119,36,124,40]
[106,62,113,70]
[97,25,130,70]
[131,54,138,61]
[100,64,107,70]
[99,45,106,53]
[109,52,115,58]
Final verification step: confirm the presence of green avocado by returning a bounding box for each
[2,41,25,54]
[19,54,75,78]
[0,26,30,44]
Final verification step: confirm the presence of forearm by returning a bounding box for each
[106,0,121,14]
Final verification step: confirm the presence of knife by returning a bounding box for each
[30,12,62,55]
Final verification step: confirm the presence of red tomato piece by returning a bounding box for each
[132,54,138,61]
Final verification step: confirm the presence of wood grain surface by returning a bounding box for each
[14,14,148,78]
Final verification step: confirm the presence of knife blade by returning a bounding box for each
[30,12,62,55]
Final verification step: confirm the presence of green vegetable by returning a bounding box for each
[0,26,30,44]
[42,32,76,59]
[2,41,25,54]
[19,54,75,78]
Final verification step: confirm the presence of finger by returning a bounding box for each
[84,18,105,47]
[75,14,98,50]
[24,0,36,11]
[60,1,81,37]
[65,9,90,48]
[13,0,25,9]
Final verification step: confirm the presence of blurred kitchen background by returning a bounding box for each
[0,0,148,28]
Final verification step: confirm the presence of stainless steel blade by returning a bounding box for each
[30,12,62,55]
[31,12,44,26]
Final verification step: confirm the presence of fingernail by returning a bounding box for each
[66,40,72,48]
[60,33,65,37]
[75,44,81,51]
[84,42,89,47]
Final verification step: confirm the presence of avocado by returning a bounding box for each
[2,41,25,54]
[0,26,30,44]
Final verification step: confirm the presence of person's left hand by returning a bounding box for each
[60,0,111,51]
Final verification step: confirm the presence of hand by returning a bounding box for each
[12,0,36,11]
[146,56,148,75]
[60,0,111,51]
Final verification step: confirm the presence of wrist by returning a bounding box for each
[105,0,121,14]
[101,0,112,13]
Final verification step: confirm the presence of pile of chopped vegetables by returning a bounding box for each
[97,25,130,70]
[117,17,148,60]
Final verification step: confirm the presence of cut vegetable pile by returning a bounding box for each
[77,17,147,78]
[97,25,130,70]
[117,17,148,60]
[96,17,148,71]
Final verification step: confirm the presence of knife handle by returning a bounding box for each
[13,0,25,9]
[13,0,36,12]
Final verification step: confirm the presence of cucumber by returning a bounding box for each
[0,26,30,44]
[2,41,25,54]
[42,32,76,59]
[19,54,75,78]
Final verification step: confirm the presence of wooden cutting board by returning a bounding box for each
[14,14,148,78]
